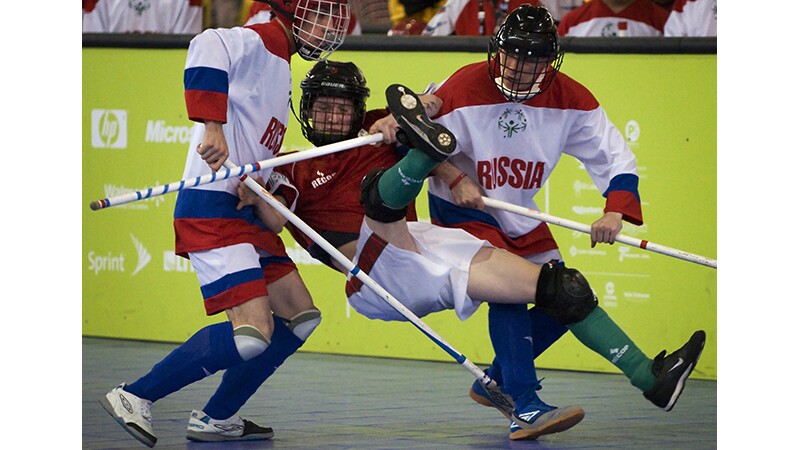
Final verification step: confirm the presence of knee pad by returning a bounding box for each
[360,168,408,223]
[233,325,270,361]
[535,262,597,325]
[286,310,321,341]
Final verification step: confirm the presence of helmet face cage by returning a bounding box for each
[293,0,351,61]
[488,5,564,102]
[299,61,370,146]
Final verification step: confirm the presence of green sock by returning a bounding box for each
[567,307,656,391]
[377,148,439,209]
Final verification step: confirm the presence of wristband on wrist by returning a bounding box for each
[449,172,468,190]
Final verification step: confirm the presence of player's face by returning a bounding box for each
[498,50,552,92]
[294,3,349,60]
[310,95,354,135]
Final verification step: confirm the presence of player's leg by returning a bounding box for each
[467,248,584,439]
[101,243,272,447]
[188,261,317,442]
[375,84,456,209]
[536,261,706,410]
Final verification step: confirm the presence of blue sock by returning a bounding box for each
[487,303,538,403]
[126,322,242,402]
[202,315,303,419]
[485,307,568,382]
[528,306,568,359]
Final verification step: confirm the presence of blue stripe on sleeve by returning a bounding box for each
[604,173,640,201]
[184,66,229,94]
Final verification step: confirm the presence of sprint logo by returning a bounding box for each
[91,109,128,148]
[86,233,151,276]
[130,234,151,276]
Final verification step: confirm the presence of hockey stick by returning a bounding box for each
[482,197,717,269]
[226,160,514,414]
[88,133,383,211]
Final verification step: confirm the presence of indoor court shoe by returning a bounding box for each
[100,383,157,448]
[186,409,274,442]
[385,84,456,162]
[509,397,585,441]
[644,330,706,411]
[469,378,514,419]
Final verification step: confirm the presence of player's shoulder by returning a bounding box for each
[529,72,600,111]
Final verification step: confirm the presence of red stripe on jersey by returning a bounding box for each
[83,0,99,12]
[345,232,389,297]
[185,90,228,123]
[434,62,599,118]
[203,278,268,315]
[173,217,289,258]
[433,219,558,257]
[605,190,643,226]
[246,21,291,64]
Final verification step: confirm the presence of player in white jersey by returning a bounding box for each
[370,2,706,429]
[82,0,203,34]
[557,0,668,37]
[100,1,351,447]
[664,0,716,37]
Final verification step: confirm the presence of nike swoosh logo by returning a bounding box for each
[668,357,684,372]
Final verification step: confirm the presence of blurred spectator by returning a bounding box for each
[243,0,361,33]
[82,0,203,33]
[540,0,585,22]
[388,17,429,35]
[422,0,539,36]
[349,0,393,31]
[664,0,716,36]
[389,0,448,25]
[650,0,674,10]
[557,0,668,36]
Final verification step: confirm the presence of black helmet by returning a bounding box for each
[488,4,564,102]
[299,60,370,146]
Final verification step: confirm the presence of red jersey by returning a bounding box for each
[270,110,417,260]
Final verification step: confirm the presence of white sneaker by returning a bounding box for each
[100,383,157,447]
[186,409,274,442]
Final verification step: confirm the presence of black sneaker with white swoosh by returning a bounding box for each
[643,330,706,411]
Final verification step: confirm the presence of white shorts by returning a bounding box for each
[345,220,493,322]
[189,242,295,315]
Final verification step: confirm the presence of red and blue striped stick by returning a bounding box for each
[482,197,717,269]
[89,133,383,211]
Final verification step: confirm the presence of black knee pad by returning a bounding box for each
[535,261,598,325]
[360,168,408,223]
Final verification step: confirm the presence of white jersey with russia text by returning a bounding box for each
[664,0,717,37]
[82,0,203,34]
[428,61,641,242]
[557,0,668,37]
[174,21,293,255]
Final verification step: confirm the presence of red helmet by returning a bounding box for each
[267,0,351,61]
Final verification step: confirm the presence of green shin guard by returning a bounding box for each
[377,148,439,209]
[567,307,656,391]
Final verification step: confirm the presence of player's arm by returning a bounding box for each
[235,176,288,233]
[431,161,485,209]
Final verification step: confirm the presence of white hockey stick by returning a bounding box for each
[226,160,514,414]
[482,197,717,269]
[89,133,383,211]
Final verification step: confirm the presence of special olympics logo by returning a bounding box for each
[91,109,128,149]
[497,108,527,138]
